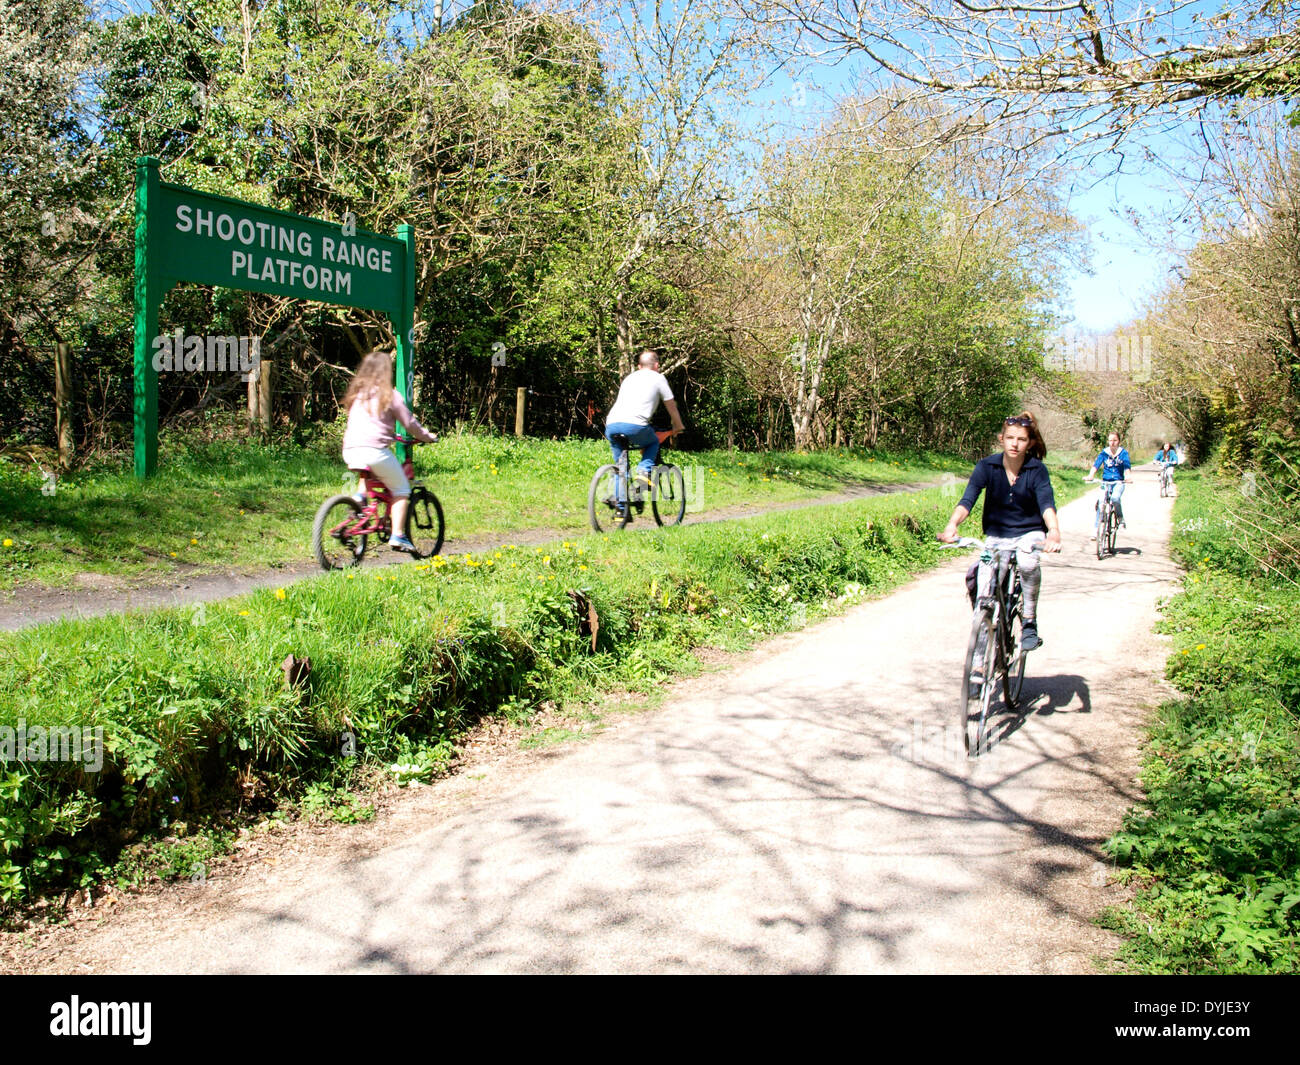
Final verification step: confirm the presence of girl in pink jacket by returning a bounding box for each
[341,351,437,552]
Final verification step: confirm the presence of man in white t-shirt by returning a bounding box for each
[605,349,686,494]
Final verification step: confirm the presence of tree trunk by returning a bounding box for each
[614,292,633,377]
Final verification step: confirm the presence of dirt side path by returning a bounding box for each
[0,479,938,631]
[1,472,1176,974]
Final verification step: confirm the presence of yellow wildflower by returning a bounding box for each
[239,610,250,616]
[274,588,286,600]
[1,539,11,547]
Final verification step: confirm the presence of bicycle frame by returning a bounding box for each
[609,430,674,506]
[975,548,1023,666]
[339,437,419,540]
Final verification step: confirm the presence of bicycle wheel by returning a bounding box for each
[1095,507,1106,560]
[1003,599,1026,708]
[960,607,999,756]
[312,494,367,571]
[1108,510,1119,555]
[588,464,631,532]
[405,486,445,558]
[1159,471,1168,498]
[651,463,687,526]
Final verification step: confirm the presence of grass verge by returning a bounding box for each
[1101,468,1300,973]
[0,425,967,591]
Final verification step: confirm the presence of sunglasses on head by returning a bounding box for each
[1004,416,1032,427]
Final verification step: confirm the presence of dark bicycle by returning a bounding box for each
[588,429,686,532]
[311,436,444,570]
[1095,481,1122,559]
[943,537,1042,756]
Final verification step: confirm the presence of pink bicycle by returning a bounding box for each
[311,437,444,570]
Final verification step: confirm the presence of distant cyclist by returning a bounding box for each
[1084,430,1131,538]
[938,411,1062,652]
[604,349,686,496]
[1154,441,1179,495]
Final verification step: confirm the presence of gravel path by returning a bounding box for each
[0,479,937,631]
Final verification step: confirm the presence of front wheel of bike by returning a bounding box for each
[1107,511,1119,555]
[588,464,631,532]
[961,607,999,756]
[651,464,687,526]
[312,494,367,571]
[1096,509,1107,560]
[405,486,445,559]
[1003,601,1026,708]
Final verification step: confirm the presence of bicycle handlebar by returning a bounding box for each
[939,537,1044,554]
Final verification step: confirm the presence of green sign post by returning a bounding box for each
[132,156,415,476]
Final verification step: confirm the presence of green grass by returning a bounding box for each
[0,425,969,591]
[1101,467,1300,973]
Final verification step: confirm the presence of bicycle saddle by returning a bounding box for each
[610,433,631,447]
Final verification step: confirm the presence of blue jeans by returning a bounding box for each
[605,422,661,477]
[1095,481,1125,529]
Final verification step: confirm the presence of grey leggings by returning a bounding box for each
[977,531,1045,623]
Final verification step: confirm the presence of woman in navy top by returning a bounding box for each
[938,411,1062,651]
[1083,431,1131,536]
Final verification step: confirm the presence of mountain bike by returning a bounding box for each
[1095,481,1122,559]
[311,437,444,570]
[943,537,1042,756]
[588,429,686,532]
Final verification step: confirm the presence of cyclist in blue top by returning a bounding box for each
[1154,440,1179,495]
[1084,430,1131,537]
[939,411,1062,652]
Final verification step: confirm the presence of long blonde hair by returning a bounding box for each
[343,351,395,416]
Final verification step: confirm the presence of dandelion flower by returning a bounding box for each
[274,588,286,600]
[579,564,588,570]
[1,539,11,547]
[1196,643,1206,650]
[190,538,199,545]
[169,551,178,558]
[239,610,250,616]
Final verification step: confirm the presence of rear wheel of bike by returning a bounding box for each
[588,464,631,532]
[961,606,999,757]
[1003,600,1026,708]
[312,494,367,571]
[405,486,445,558]
[651,463,687,526]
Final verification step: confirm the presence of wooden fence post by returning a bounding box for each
[55,342,74,464]
[256,359,274,431]
[515,386,526,437]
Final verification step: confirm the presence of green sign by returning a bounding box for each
[133,156,416,476]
